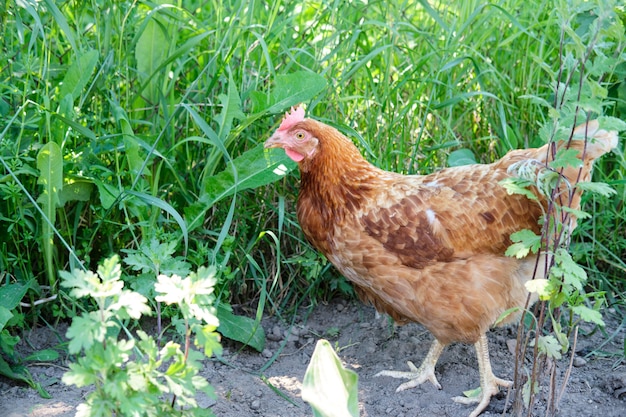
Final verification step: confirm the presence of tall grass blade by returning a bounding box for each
[42,0,77,52]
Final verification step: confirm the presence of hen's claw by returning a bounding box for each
[376,339,445,391]
[376,359,442,391]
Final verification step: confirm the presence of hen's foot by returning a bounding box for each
[376,359,442,391]
[375,339,445,391]
[452,334,512,417]
[452,377,512,417]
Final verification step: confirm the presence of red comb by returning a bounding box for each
[277,106,305,131]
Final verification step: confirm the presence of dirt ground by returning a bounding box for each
[1,299,625,417]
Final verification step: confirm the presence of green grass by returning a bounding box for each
[1,0,624,331]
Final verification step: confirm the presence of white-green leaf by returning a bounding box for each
[572,305,605,326]
[506,229,542,258]
[525,278,551,299]
[549,148,583,169]
[536,335,562,359]
[575,181,616,197]
[302,339,359,417]
[500,177,539,202]
[597,116,626,132]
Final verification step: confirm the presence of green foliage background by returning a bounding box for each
[1,0,625,334]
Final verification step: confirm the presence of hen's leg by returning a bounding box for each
[452,333,512,417]
[376,338,445,391]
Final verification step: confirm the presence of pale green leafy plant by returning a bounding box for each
[60,255,221,417]
[302,339,359,417]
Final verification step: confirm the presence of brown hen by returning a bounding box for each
[264,106,618,417]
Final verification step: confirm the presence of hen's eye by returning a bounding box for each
[295,132,305,140]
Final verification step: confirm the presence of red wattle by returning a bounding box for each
[285,148,305,162]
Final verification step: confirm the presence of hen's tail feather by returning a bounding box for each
[571,119,619,160]
[501,120,618,219]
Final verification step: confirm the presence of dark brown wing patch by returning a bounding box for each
[361,195,455,269]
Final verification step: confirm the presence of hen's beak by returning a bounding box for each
[264,134,283,149]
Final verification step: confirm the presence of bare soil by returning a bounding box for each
[1,299,625,417]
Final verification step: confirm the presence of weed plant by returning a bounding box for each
[60,255,221,417]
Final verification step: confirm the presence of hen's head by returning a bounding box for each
[264,106,320,163]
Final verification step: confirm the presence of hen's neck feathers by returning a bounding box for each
[296,120,385,216]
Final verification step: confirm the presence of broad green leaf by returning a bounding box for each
[24,349,60,362]
[135,9,169,102]
[92,179,120,210]
[52,113,97,141]
[494,307,520,326]
[52,94,74,145]
[111,103,143,178]
[59,179,94,206]
[126,191,188,254]
[252,71,327,114]
[37,142,63,209]
[187,144,296,232]
[37,141,63,288]
[202,144,296,202]
[0,355,51,398]
[0,282,30,312]
[302,339,359,417]
[42,0,77,53]
[216,304,265,352]
[462,386,483,399]
[58,49,99,102]
[0,307,13,332]
[447,148,477,167]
